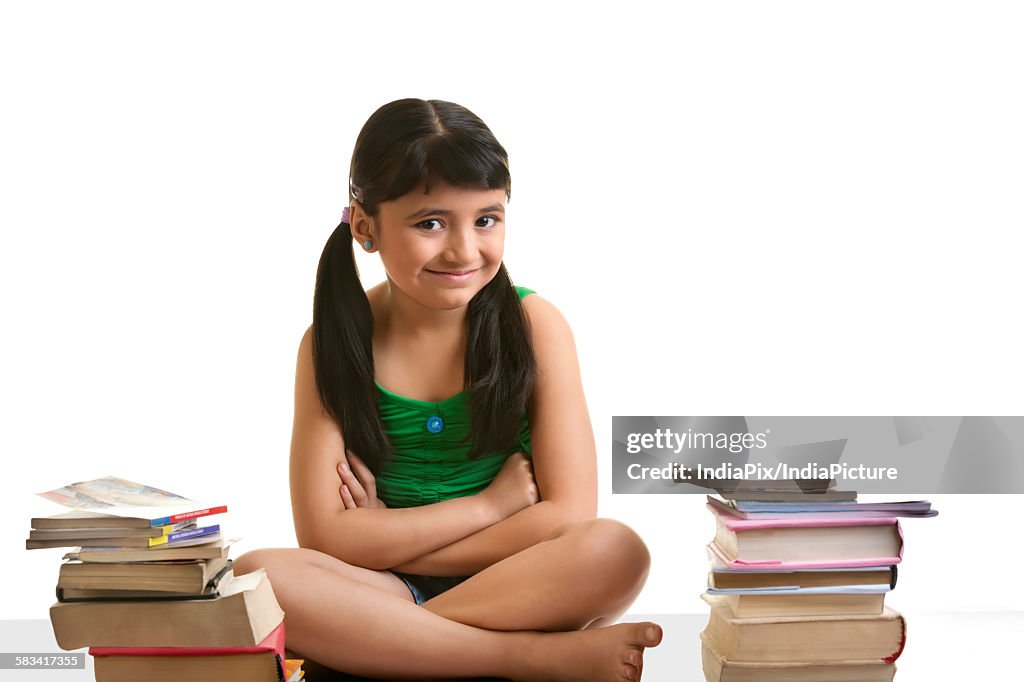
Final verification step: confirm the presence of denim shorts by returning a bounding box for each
[393,572,470,605]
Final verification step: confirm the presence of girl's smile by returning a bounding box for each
[424,268,480,282]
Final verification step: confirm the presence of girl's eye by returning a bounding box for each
[416,219,443,231]
[476,215,498,229]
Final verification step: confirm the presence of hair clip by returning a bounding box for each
[349,178,365,204]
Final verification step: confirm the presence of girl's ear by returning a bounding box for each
[349,203,377,253]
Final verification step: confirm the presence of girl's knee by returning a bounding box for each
[232,548,278,576]
[565,518,651,576]
[233,547,309,578]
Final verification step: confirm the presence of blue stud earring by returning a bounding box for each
[363,240,374,251]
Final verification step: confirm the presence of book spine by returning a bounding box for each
[156,520,196,535]
[148,525,221,548]
[150,505,228,527]
[89,622,287,657]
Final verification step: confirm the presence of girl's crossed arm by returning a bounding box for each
[289,328,537,571]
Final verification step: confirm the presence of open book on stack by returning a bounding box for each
[29,476,304,682]
[29,476,228,552]
[699,483,936,681]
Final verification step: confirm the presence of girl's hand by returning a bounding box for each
[338,449,387,509]
[479,451,539,521]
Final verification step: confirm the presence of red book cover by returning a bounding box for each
[151,505,228,526]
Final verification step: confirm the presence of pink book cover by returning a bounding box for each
[707,504,905,569]
[89,622,285,658]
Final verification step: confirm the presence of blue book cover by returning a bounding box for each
[149,524,221,548]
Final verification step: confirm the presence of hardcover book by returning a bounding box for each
[57,556,231,595]
[90,621,286,682]
[700,635,896,682]
[700,594,906,664]
[708,504,904,569]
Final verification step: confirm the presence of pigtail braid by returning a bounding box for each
[465,263,535,457]
[311,217,390,474]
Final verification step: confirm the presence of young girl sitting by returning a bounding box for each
[233,98,662,681]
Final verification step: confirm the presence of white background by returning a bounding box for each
[2,0,1022,628]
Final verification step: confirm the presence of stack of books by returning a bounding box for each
[699,481,936,682]
[28,476,303,682]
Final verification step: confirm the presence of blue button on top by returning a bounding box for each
[426,416,445,433]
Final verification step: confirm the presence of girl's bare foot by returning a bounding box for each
[518,621,663,681]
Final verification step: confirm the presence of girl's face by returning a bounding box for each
[369,184,507,312]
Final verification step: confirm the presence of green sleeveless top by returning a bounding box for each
[374,286,535,509]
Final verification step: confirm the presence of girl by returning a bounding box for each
[233,99,662,681]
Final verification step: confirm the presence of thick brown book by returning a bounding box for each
[701,635,896,682]
[50,569,283,650]
[91,621,285,682]
[93,647,282,682]
[700,595,906,663]
[57,556,230,594]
